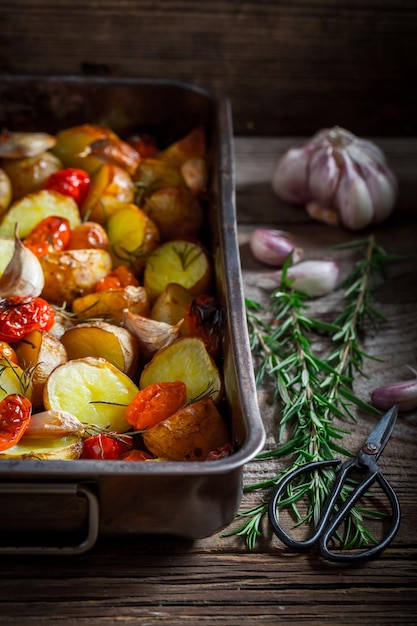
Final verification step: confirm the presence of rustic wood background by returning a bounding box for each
[1,0,416,136]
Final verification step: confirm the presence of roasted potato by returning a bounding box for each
[52,123,119,174]
[140,336,222,404]
[106,204,160,275]
[0,168,12,215]
[158,125,206,168]
[44,356,139,433]
[80,163,134,223]
[143,397,228,461]
[143,186,204,241]
[1,151,62,201]
[0,357,33,402]
[72,284,150,325]
[150,283,193,326]
[40,248,112,305]
[60,321,138,376]
[0,435,83,460]
[143,239,212,302]
[14,329,68,408]
[0,189,81,238]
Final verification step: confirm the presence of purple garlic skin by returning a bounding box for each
[249,229,303,267]
[371,377,417,412]
[272,127,398,231]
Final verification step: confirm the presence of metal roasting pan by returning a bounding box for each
[0,75,265,554]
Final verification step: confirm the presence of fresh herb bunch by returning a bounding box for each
[227,236,395,550]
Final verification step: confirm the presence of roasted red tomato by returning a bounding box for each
[0,296,55,343]
[126,133,158,158]
[126,381,187,430]
[184,295,224,359]
[81,433,133,460]
[0,394,32,451]
[45,168,91,206]
[95,265,140,292]
[24,215,71,257]
[121,449,154,462]
[206,442,234,461]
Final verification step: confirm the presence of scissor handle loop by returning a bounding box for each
[268,459,341,550]
[268,458,401,563]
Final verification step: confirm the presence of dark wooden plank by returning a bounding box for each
[1,1,416,135]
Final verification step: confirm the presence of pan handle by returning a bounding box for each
[0,482,99,555]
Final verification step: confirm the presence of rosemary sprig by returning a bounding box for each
[226,237,393,550]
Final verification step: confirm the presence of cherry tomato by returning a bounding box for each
[126,134,158,158]
[126,381,187,430]
[81,433,133,460]
[45,168,91,207]
[0,296,55,343]
[184,295,224,359]
[0,394,32,451]
[68,221,109,250]
[121,449,154,462]
[24,215,71,257]
[95,265,139,292]
[0,341,18,364]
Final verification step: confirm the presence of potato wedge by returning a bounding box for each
[143,186,204,241]
[44,356,139,433]
[72,285,150,326]
[106,204,160,275]
[143,398,228,461]
[0,189,81,238]
[40,248,112,305]
[80,163,134,224]
[0,435,83,460]
[14,330,68,408]
[140,336,222,404]
[60,321,138,376]
[0,357,33,402]
[143,239,212,302]
[150,283,193,326]
[158,126,206,168]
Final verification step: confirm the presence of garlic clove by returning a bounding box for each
[272,145,313,203]
[275,259,339,297]
[335,155,374,230]
[249,229,303,267]
[308,147,340,206]
[25,409,85,438]
[371,378,417,412]
[0,227,45,298]
[123,309,183,359]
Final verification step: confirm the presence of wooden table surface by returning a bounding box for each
[0,137,416,625]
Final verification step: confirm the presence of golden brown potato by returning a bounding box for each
[80,163,134,224]
[44,356,139,433]
[143,239,212,302]
[72,285,150,326]
[106,204,160,275]
[52,123,119,174]
[0,357,33,403]
[0,168,12,216]
[158,126,206,169]
[139,336,222,404]
[150,283,193,327]
[133,157,184,203]
[0,189,81,238]
[143,398,228,461]
[1,151,62,201]
[143,186,204,241]
[60,321,138,377]
[40,248,112,305]
[0,435,83,460]
[15,329,68,408]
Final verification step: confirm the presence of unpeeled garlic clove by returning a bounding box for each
[0,131,56,158]
[123,309,183,359]
[249,229,303,267]
[0,227,44,298]
[275,260,339,297]
[335,154,374,230]
[25,410,85,438]
[371,377,417,412]
[272,145,313,203]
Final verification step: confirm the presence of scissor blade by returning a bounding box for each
[364,405,398,459]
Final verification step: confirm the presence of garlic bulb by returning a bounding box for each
[274,260,339,297]
[249,229,303,267]
[0,228,44,298]
[272,127,398,230]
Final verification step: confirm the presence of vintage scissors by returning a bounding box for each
[268,405,401,563]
